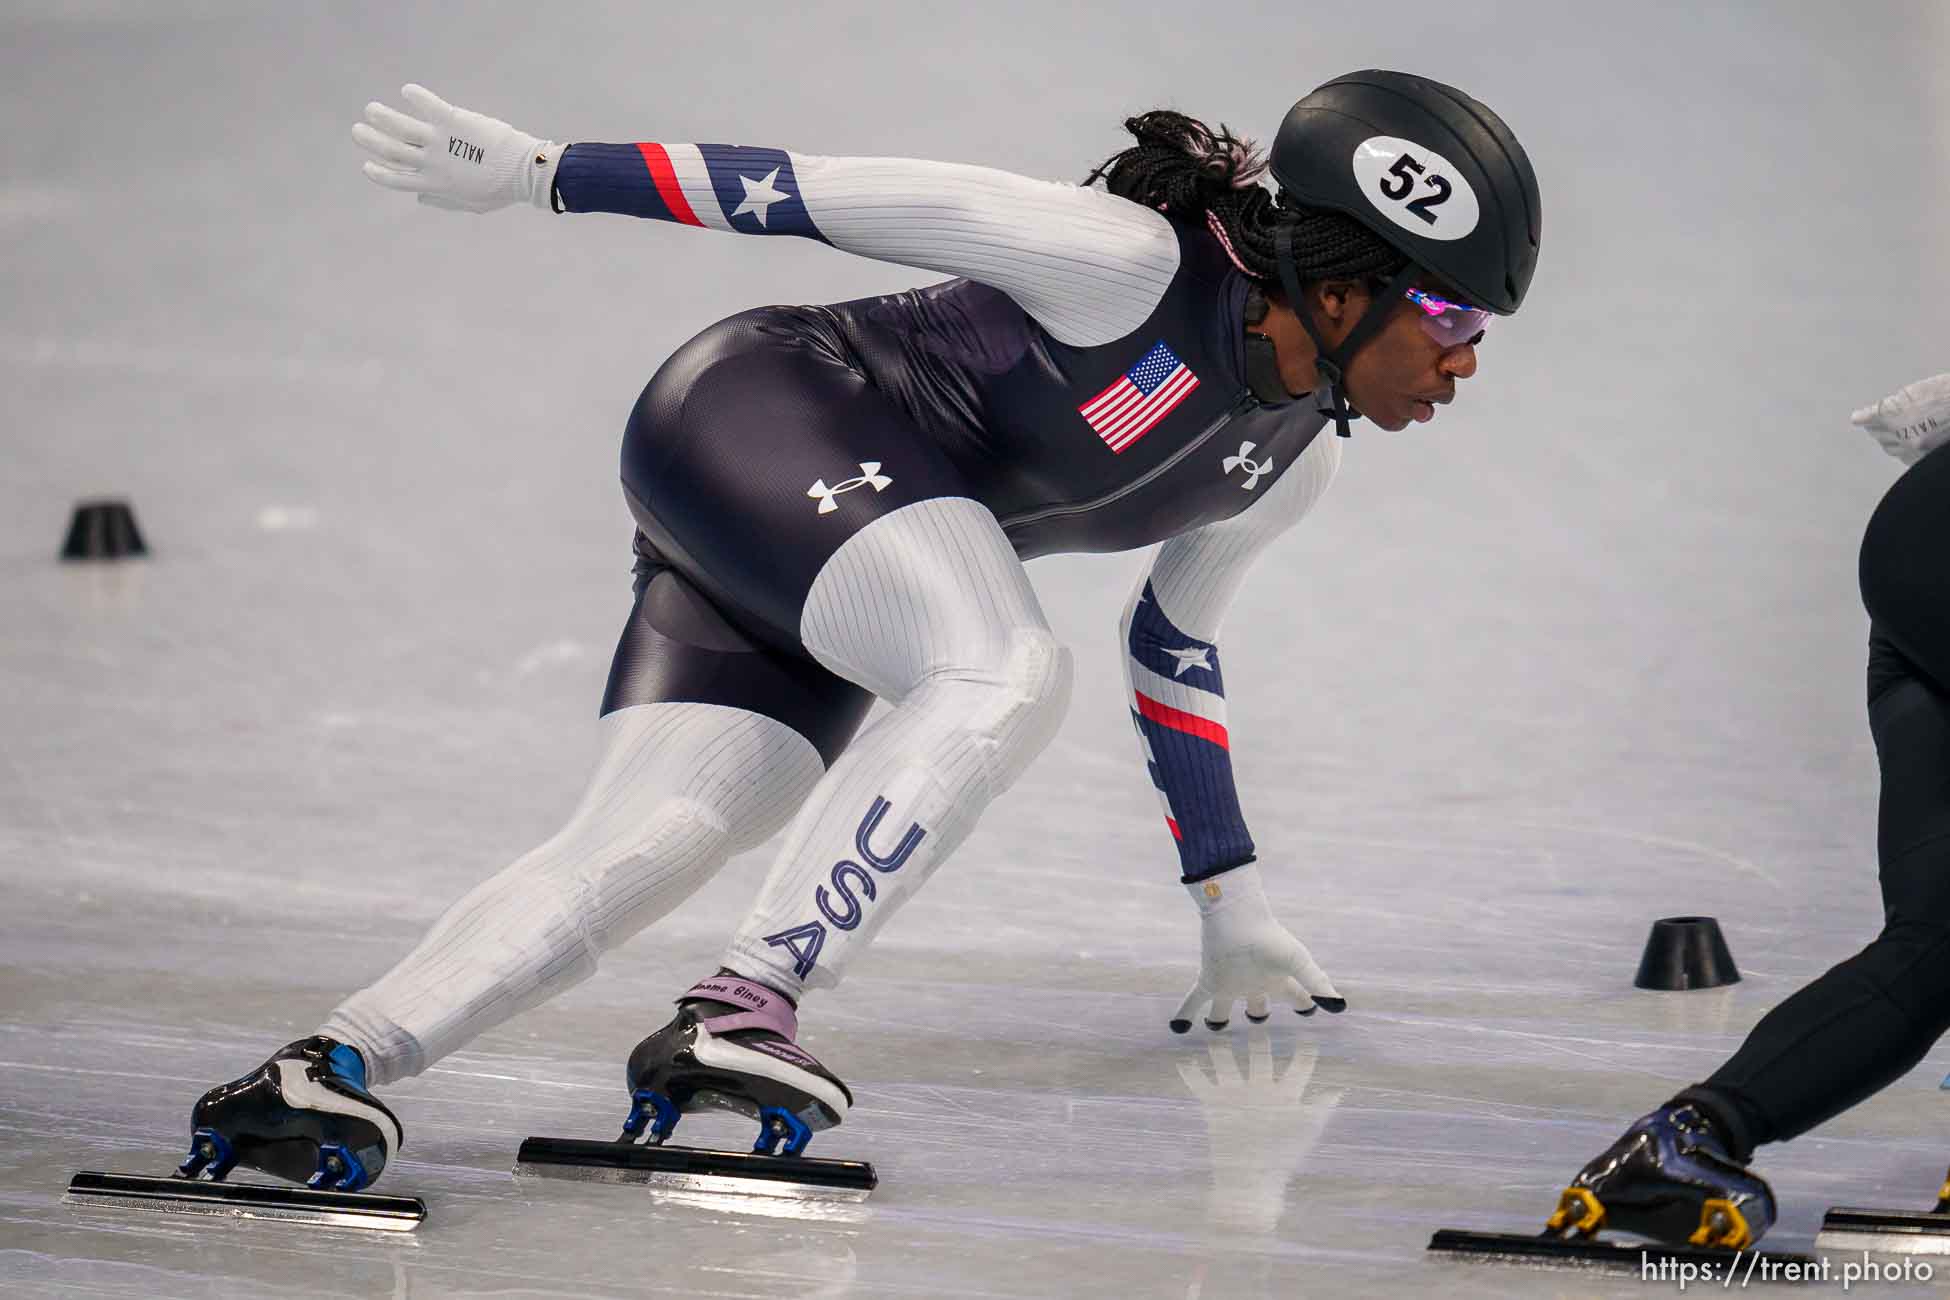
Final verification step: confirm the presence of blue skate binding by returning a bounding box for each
[65,1035,425,1231]
[516,974,877,1201]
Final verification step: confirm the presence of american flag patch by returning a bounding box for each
[1078,340,1200,453]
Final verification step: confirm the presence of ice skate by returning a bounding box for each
[515,974,876,1200]
[1427,1103,1813,1274]
[177,1035,402,1191]
[1546,1103,1776,1249]
[1815,1160,1950,1255]
[65,1036,424,1231]
[618,973,850,1155]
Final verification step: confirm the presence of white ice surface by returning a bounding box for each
[5,2,1950,1296]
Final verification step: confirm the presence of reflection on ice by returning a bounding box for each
[1178,1033,1345,1235]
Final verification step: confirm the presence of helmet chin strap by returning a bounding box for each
[1275,222,1421,438]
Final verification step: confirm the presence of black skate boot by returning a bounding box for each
[1548,1102,1776,1249]
[620,973,851,1157]
[178,1035,402,1193]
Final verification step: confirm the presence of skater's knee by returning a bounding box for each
[488,794,736,952]
[573,796,740,951]
[580,704,826,853]
[989,625,1073,722]
[923,628,1072,777]
[1007,629,1074,758]
[1842,919,1950,1032]
[959,625,1071,706]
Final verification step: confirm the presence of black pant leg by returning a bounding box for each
[1689,453,1950,1152]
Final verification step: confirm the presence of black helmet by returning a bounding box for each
[1270,69,1540,314]
[1262,70,1540,435]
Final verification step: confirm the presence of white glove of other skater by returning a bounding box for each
[1852,372,1950,466]
[352,84,563,213]
[1172,863,1344,1032]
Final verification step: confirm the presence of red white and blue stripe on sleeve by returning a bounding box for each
[548,141,1185,349]
[1126,581,1254,882]
[555,142,830,241]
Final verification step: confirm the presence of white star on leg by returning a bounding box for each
[731,167,791,227]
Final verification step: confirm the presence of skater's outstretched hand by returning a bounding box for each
[353,84,563,213]
[1172,864,1343,1033]
[1852,371,1950,466]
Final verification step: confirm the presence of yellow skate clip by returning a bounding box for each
[1546,1186,1605,1237]
[1689,1197,1754,1250]
[1935,1169,1950,1214]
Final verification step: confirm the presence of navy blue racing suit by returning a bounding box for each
[565,139,1337,882]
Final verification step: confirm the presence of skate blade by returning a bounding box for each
[65,1170,425,1233]
[1427,1229,1818,1274]
[514,1136,875,1202]
[1817,1207,1950,1255]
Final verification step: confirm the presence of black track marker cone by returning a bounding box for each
[61,500,147,561]
[1634,916,1740,991]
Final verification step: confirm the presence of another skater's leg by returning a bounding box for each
[1551,449,1950,1248]
[1679,640,1950,1152]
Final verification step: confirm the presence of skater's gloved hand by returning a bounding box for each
[353,84,563,213]
[1852,372,1950,466]
[1172,863,1343,1032]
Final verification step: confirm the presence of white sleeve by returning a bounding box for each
[1116,428,1341,878]
[565,141,1183,349]
[1136,428,1343,641]
[791,155,1182,348]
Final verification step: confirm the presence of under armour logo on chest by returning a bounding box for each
[1221,441,1273,490]
[807,462,893,514]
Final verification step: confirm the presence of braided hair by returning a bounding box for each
[1082,109,1405,288]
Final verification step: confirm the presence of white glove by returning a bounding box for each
[1851,372,1950,466]
[352,84,563,213]
[1172,863,1343,1032]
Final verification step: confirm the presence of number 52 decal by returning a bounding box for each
[1378,152,1450,222]
[1350,136,1480,242]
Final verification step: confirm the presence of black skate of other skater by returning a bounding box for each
[1814,1160,1950,1253]
[1425,1102,1804,1273]
[515,974,876,1200]
[1548,1102,1776,1249]
[179,1035,403,1192]
[65,1035,424,1231]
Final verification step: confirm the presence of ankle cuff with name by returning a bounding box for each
[679,975,799,1041]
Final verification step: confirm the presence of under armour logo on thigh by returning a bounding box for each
[1221,442,1272,490]
[806,462,893,514]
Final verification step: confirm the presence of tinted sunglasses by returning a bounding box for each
[1405,288,1490,349]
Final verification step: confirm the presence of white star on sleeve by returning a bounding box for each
[1165,646,1213,677]
[730,167,791,227]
